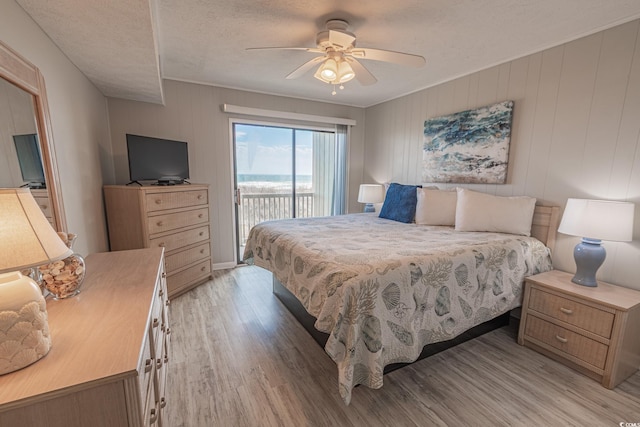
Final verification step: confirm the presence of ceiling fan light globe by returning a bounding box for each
[321,68,337,80]
[337,60,355,83]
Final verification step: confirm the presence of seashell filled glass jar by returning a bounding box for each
[39,232,85,299]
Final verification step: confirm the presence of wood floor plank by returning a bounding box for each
[165,266,640,426]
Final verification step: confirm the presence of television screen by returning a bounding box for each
[13,133,46,188]
[126,134,189,184]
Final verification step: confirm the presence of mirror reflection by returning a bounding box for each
[0,77,44,189]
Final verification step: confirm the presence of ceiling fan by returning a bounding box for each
[247,19,426,94]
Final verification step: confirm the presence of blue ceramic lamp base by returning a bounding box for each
[363,203,375,213]
[571,238,606,287]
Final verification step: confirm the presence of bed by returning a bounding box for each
[243,188,560,404]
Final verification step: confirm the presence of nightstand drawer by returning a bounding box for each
[525,315,608,369]
[529,287,614,338]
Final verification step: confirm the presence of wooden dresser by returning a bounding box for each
[30,188,55,226]
[518,270,640,388]
[104,184,212,297]
[0,248,170,427]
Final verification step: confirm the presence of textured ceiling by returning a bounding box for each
[15,0,640,107]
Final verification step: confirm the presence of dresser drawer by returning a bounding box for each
[525,315,609,369]
[145,189,208,212]
[32,195,52,218]
[167,259,211,293]
[528,287,614,338]
[149,225,209,253]
[138,328,154,412]
[148,207,209,235]
[165,242,210,272]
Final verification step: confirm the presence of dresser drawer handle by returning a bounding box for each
[559,307,573,315]
[149,408,158,424]
[156,358,163,369]
[166,327,171,335]
[199,231,204,236]
[200,249,205,254]
[155,199,162,205]
[198,213,203,218]
[160,397,167,409]
[158,242,165,247]
[201,266,206,272]
[555,335,568,343]
[164,354,169,364]
[153,318,160,328]
[144,358,153,373]
[197,194,203,200]
[157,220,164,227]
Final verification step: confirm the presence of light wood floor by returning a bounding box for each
[165,266,640,426]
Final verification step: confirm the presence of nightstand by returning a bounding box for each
[518,270,640,388]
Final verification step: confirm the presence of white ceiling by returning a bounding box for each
[15,0,640,108]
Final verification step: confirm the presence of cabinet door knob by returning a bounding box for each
[555,335,568,343]
[559,307,573,315]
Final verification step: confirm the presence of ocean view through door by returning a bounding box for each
[233,122,346,262]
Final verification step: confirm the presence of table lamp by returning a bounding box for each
[558,198,635,287]
[358,184,385,213]
[0,188,73,375]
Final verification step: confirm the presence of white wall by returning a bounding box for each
[0,0,113,256]
[364,19,640,290]
[107,80,365,266]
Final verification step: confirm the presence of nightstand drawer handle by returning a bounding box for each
[559,307,573,315]
[555,335,568,343]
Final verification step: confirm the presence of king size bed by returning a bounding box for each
[243,187,560,403]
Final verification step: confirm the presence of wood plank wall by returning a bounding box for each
[364,20,640,290]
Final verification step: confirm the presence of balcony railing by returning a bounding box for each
[237,191,314,246]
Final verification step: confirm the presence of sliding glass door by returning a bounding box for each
[233,122,346,261]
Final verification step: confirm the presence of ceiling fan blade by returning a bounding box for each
[286,56,326,79]
[350,48,425,67]
[329,30,356,49]
[246,47,324,54]
[345,57,377,86]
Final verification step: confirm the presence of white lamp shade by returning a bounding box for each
[0,188,72,273]
[358,184,385,204]
[558,198,635,242]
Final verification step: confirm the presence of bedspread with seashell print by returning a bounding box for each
[243,213,552,404]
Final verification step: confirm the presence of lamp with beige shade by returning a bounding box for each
[0,188,72,375]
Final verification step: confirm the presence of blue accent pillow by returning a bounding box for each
[378,183,420,223]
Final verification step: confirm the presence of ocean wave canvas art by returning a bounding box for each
[422,101,514,184]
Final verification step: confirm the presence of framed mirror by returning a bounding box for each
[0,40,66,231]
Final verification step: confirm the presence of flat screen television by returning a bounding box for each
[126,134,190,185]
[13,133,46,189]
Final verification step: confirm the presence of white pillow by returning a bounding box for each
[415,188,457,226]
[454,188,536,236]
